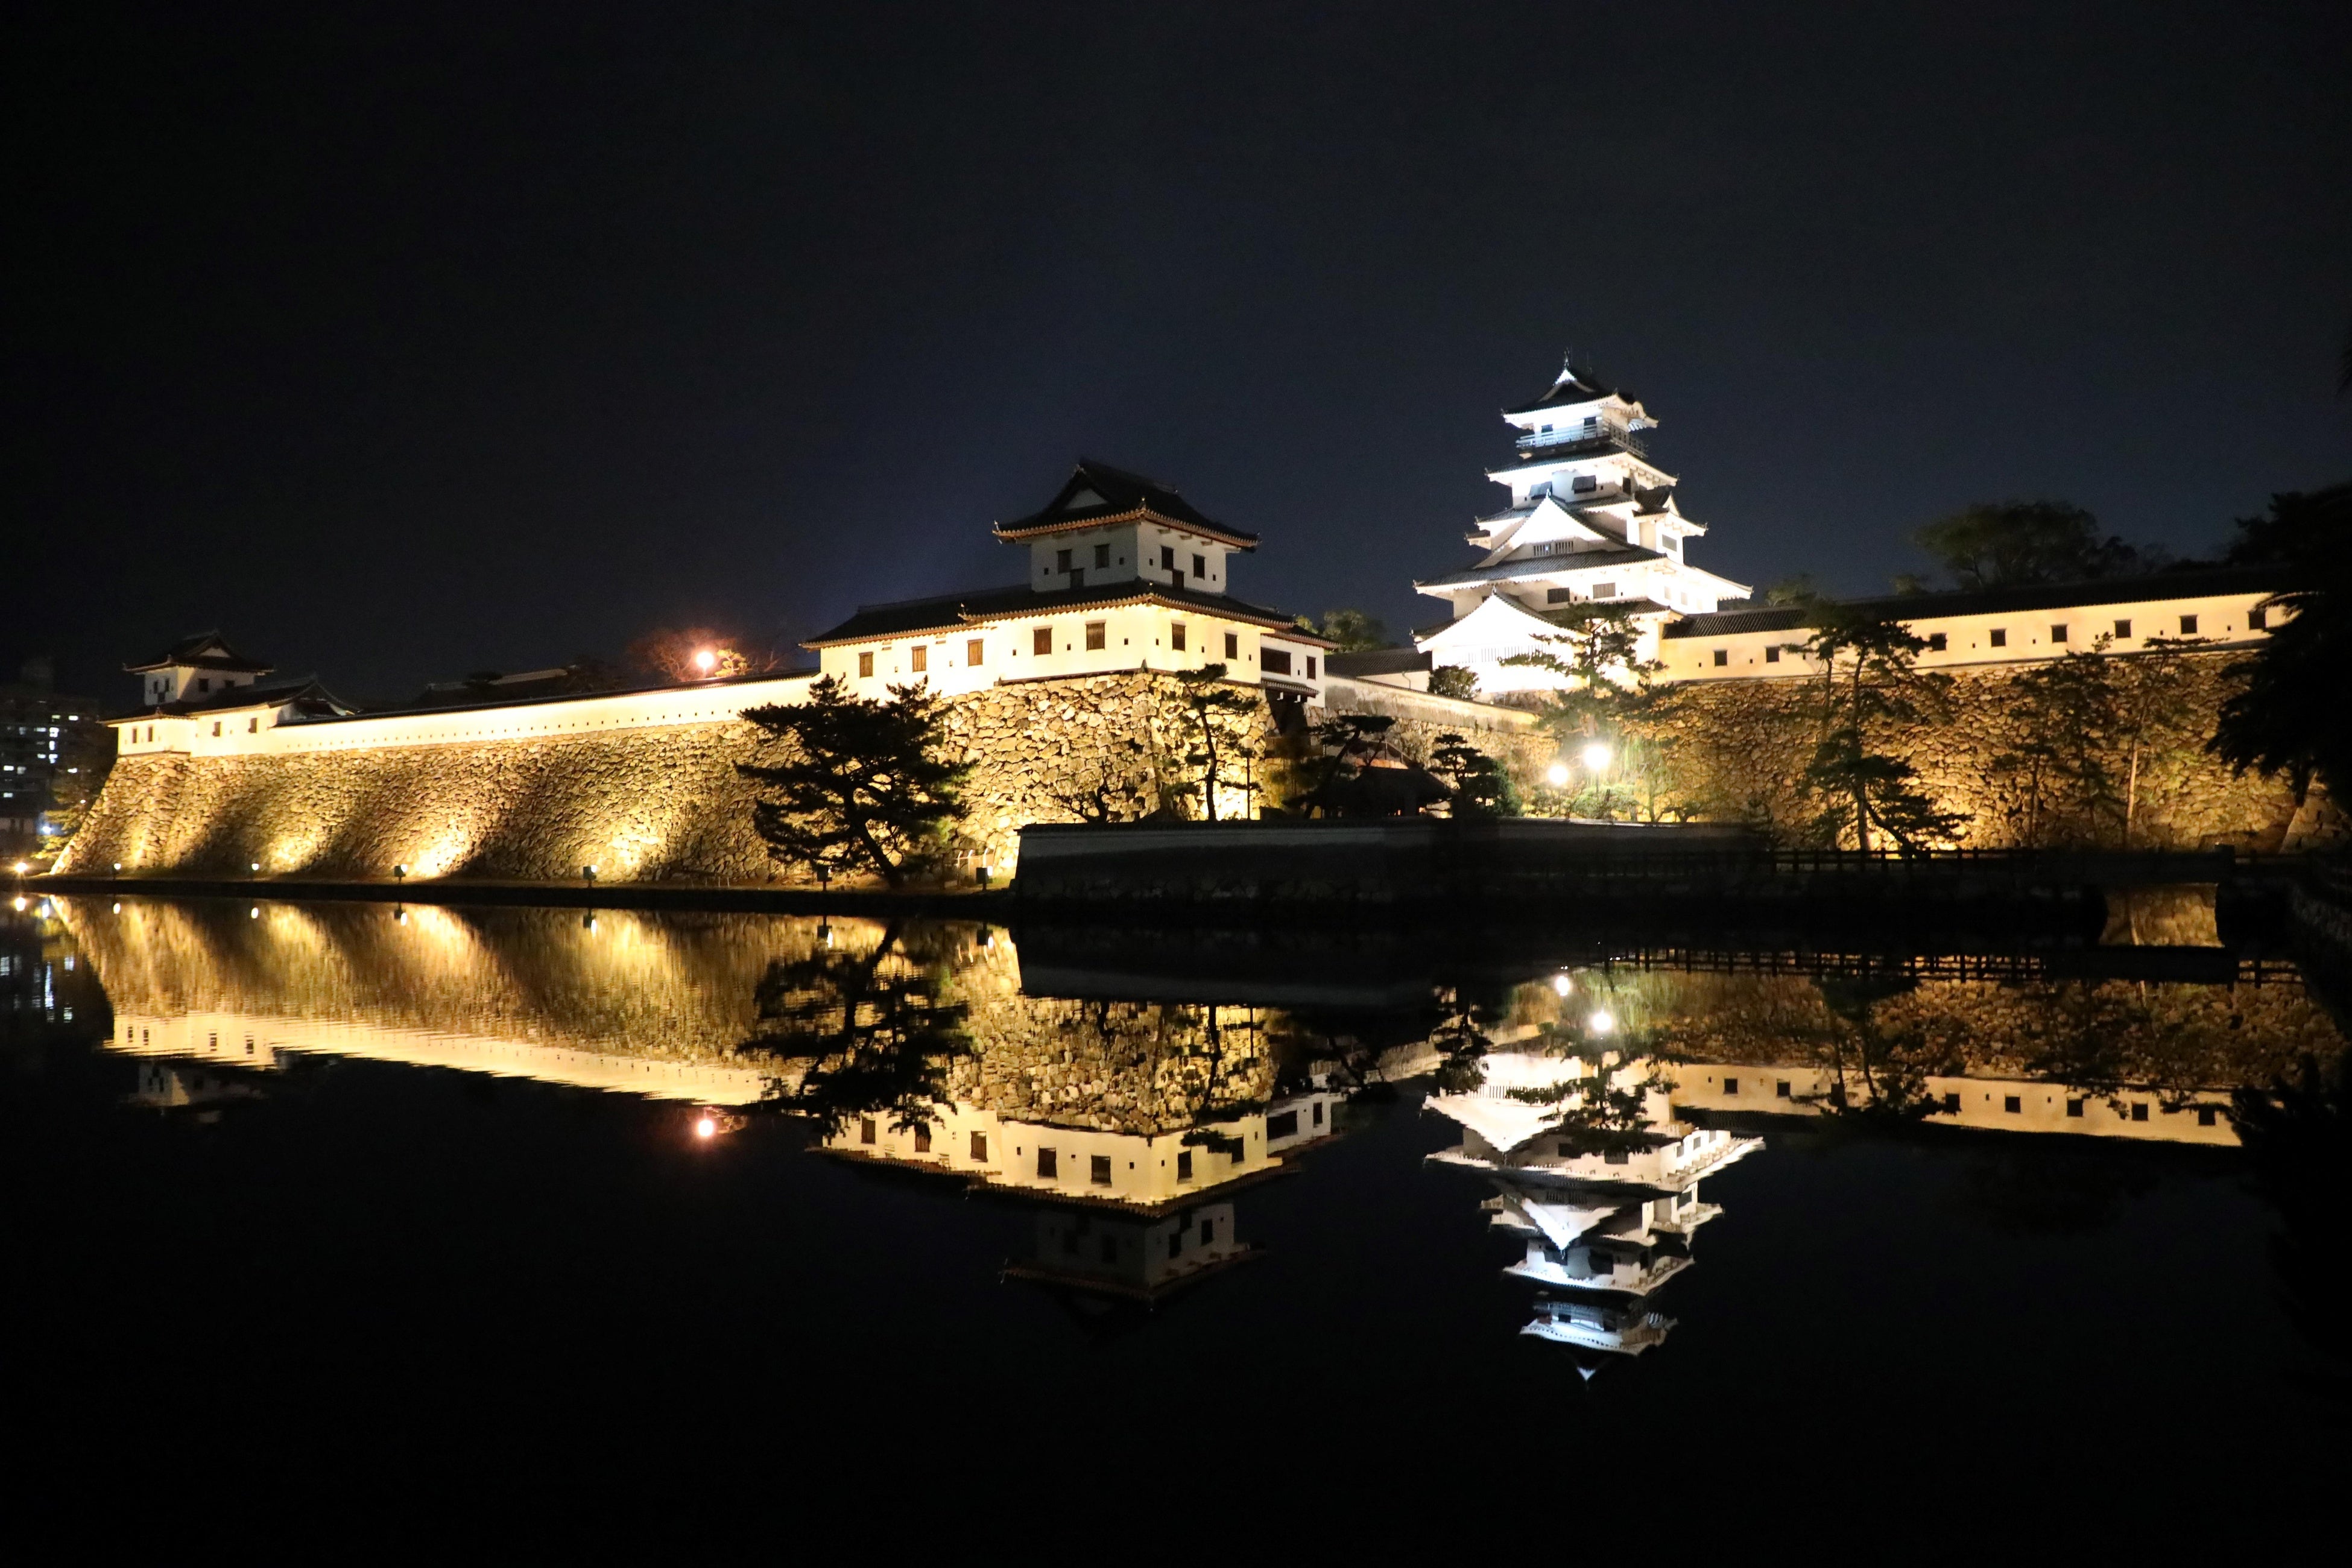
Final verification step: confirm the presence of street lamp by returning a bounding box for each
[692,648,718,676]
[1545,763,1570,788]
[1581,742,1613,774]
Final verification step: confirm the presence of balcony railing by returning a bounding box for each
[1517,420,1649,458]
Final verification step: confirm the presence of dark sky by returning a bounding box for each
[10,1,2350,704]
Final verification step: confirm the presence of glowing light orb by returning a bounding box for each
[1552,974,1573,997]
[1545,763,1570,788]
[1587,1008,1616,1035]
[1581,742,1613,773]
[693,649,718,674]
[10,861,25,875]
[249,907,260,919]
[694,1117,718,1140]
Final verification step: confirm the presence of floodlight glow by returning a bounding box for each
[1581,742,1613,773]
[693,649,718,674]
[1552,974,1573,997]
[1587,1008,1616,1034]
[694,1116,718,1140]
[249,907,260,919]
[10,861,25,875]
[1545,763,1570,788]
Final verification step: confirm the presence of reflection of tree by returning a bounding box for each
[1429,987,1497,1095]
[742,922,971,1137]
[1806,975,1947,1121]
[1505,1058,1666,1147]
[2231,1052,2352,1395]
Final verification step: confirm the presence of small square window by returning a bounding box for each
[2131,1102,2148,1122]
[1943,1092,1961,1113]
[1722,1076,1739,1095]
[1037,1147,1058,1178]
[969,1131,988,1161]
[1177,1151,1193,1180]
[1764,646,1780,663]
[1572,474,1598,493]
[1090,1154,1112,1185]
[1055,548,1072,572]
[1171,622,1187,651]
[1093,543,1110,568]
[1928,632,1947,651]
[1034,627,1054,657]
[858,651,874,678]
[2114,618,2132,638]
[2249,606,2268,630]
[909,645,927,673]
[1192,553,1206,578]
[2003,1095,2021,1113]
[2196,1105,2218,1127]
[1775,1080,1791,1098]
[1712,649,1728,666]
[967,639,985,665]
[2179,613,2198,634]
[1989,628,2007,648]
[1224,632,1239,659]
[2067,1098,2085,1118]
[1084,621,1106,651]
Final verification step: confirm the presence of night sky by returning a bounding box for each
[10,2,2350,706]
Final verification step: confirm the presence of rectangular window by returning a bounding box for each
[1055,548,1072,572]
[1775,1080,1791,1098]
[859,1118,876,1145]
[1268,1110,1299,1139]
[247,718,258,733]
[1177,1151,1193,1180]
[1090,1154,1112,1185]
[967,639,985,665]
[1160,545,1177,571]
[2249,606,2268,630]
[1191,552,1206,578]
[212,721,221,736]
[2130,1102,2148,1122]
[197,677,211,693]
[1164,621,1186,653]
[2197,1105,2218,1127]
[2051,624,2068,643]
[1034,627,1054,657]
[1928,632,1947,651]
[1305,656,1316,679]
[970,1131,988,1161]
[1263,648,1292,675]
[1224,632,1239,659]
[1764,646,1780,663]
[2067,1099,2085,1118]
[1722,1077,1739,1095]
[1037,1147,1058,1178]
[909,645,927,673]
[2179,613,2199,634]
[1712,649,1728,666]
[1093,543,1110,569]
[913,1124,932,1152]
[858,651,874,678]
[1168,1231,1183,1259]
[1084,621,1106,651]
[1547,587,1574,603]
[1198,1218,1215,1243]
[1572,474,1598,493]
[2114,618,2132,637]
[1312,1102,1324,1125]
[1943,1092,1961,1113]
[2003,1095,2022,1113]
[1989,628,2007,648]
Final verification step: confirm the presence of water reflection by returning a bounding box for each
[22,894,2350,1357]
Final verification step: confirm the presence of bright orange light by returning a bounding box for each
[692,648,718,674]
[9,861,25,875]
[694,1116,718,1140]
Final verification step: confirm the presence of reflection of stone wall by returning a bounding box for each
[64,672,1543,884]
[1633,651,2332,850]
[955,989,1275,1136]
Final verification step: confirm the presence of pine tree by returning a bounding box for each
[736,675,971,887]
[1172,663,1263,821]
[1500,603,1659,818]
[1798,609,1967,853]
[1429,732,1521,817]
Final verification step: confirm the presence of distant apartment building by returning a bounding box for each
[0,657,106,846]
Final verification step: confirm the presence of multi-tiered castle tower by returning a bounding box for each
[1412,358,1751,696]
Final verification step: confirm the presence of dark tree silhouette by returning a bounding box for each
[742,922,971,1136]
[1913,500,2155,589]
[1798,609,1968,853]
[737,675,971,886]
[2211,482,2352,803]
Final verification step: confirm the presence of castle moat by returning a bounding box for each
[7,892,2345,1521]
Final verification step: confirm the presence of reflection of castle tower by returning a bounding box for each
[1425,1051,1760,1372]
[1002,1201,1251,1307]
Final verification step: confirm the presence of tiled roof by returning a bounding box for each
[1503,369,1628,416]
[992,460,1259,548]
[125,631,273,674]
[116,675,346,719]
[1417,545,1663,590]
[805,578,1323,647]
[1662,565,2290,639]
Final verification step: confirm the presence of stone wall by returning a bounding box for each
[60,671,1546,885]
[1628,650,2336,850]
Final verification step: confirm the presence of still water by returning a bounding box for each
[8,894,2346,1523]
